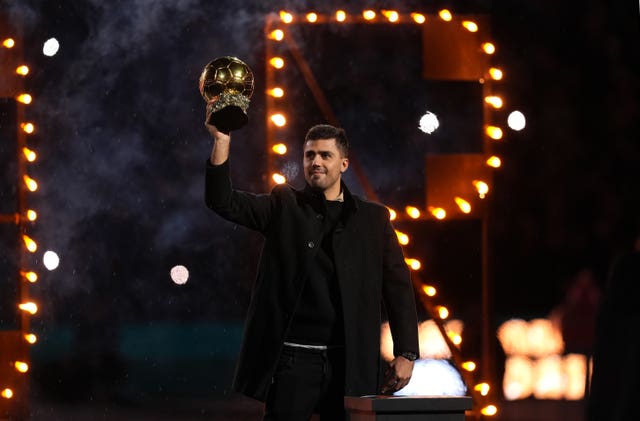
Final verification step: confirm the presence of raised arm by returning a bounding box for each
[206,122,231,165]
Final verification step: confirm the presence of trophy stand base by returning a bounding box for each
[206,106,248,135]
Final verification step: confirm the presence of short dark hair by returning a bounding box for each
[304,124,349,157]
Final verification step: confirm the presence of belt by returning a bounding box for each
[283,341,328,350]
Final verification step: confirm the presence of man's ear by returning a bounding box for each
[341,158,349,173]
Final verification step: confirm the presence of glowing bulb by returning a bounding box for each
[387,207,397,221]
[268,87,284,98]
[382,10,399,22]
[395,230,409,245]
[21,122,35,133]
[486,156,502,168]
[475,383,491,396]
[481,405,498,416]
[462,361,477,371]
[405,206,421,219]
[486,125,503,140]
[43,251,60,270]
[23,147,37,162]
[482,42,496,54]
[429,207,447,220]
[170,265,189,285]
[22,235,37,252]
[306,12,318,23]
[363,10,376,20]
[269,57,284,69]
[22,271,38,283]
[336,10,347,22]
[43,38,59,56]
[454,197,471,214]
[1,388,13,399]
[489,67,503,80]
[3,38,15,48]
[405,258,421,271]
[438,9,453,21]
[437,306,449,319]
[419,111,439,134]
[422,285,437,297]
[270,114,286,127]
[17,94,32,104]
[14,361,29,373]
[508,110,526,131]
[272,173,286,184]
[272,143,287,155]
[411,13,426,24]
[269,30,284,41]
[25,333,37,344]
[26,209,37,221]
[16,65,29,76]
[18,302,38,315]
[23,175,38,191]
[279,11,293,23]
[473,180,489,198]
[484,96,503,109]
[462,21,478,32]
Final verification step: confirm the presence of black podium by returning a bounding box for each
[344,395,472,420]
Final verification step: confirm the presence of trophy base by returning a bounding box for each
[206,105,248,135]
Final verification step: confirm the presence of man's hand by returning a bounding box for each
[206,121,231,165]
[380,355,414,395]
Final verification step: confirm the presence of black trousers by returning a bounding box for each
[263,345,346,421]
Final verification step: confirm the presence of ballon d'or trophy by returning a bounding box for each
[199,56,254,134]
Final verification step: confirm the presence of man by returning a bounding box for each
[205,122,419,420]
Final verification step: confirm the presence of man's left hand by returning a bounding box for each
[380,356,414,394]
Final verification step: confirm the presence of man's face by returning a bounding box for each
[303,138,349,194]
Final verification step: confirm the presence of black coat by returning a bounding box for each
[205,160,419,401]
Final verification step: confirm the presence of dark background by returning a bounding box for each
[1,0,638,416]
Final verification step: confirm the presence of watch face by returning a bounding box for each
[401,352,418,361]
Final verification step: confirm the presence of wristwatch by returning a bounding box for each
[398,351,418,361]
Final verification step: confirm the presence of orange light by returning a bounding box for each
[24,333,37,344]
[16,65,30,76]
[475,382,491,396]
[270,114,286,127]
[18,302,38,315]
[1,388,13,399]
[268,87,284,98]
[269,29,284,41]
[473,180,489,198]
[272,143,287,155]
[454,197,471,214]
[23,175,38,191]
[21,122,35,133]
[272,173,286,184]
[17,94,32,104]
[405,206,421,219]
[387,207,397,221]
[336,10,347,22]
[279,10,293,24]
[411,13,426,24]
[484,95,503,109]
[481,405,498,416]
[269,57,285,69]
[14,361,29,373]
[462,21,478,32]
[395,230,409,245]
[22,234,37,252]
[428,206,447,220]
[306,12,318,23]
[405,258,421,271]
[438,9,453,21]
[382,10,399,22]
[22,271,38,283]
[437,305,449,319]
[422,285,437,297]
[489,67,503,80]
[486,125,503,140]
[486,156,502,168]
[362,10,376,20]
[26,209,38,221]
[2,38,15,48]
[462,361,477,371]
[482,42,496,54]
[23,147,37,162]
